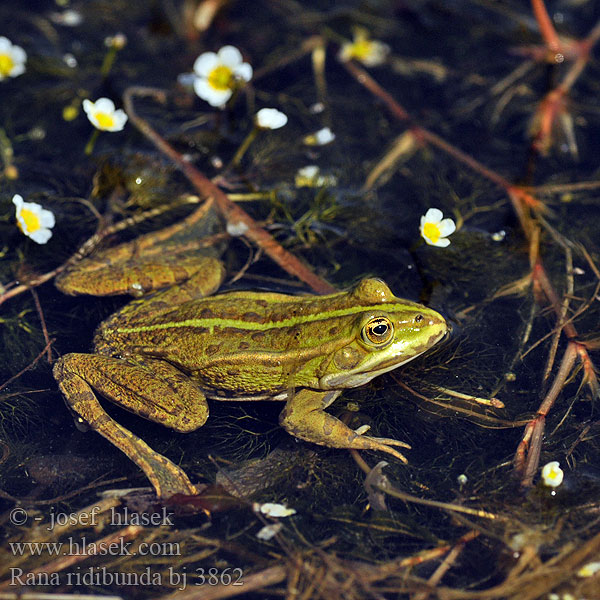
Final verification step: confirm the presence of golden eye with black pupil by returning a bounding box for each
[415,314,424,323]
[362,316,394,346]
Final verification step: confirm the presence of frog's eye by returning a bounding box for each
[362,316,394,347]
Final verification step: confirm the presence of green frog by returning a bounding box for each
[53,207,447,499]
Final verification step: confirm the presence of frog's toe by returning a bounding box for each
[366,436,411,450]
[356,434,411,463]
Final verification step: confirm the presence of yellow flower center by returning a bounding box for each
[207,65,234,91]
[95,112,115,129]
[0,53,15,77]
[423,222,441,244]
[19,208,41,234]
[351,39,373,60]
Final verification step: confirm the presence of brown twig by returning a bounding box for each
[342,60,541,237]
[0,197,197,307]
[530,19,600,154]
[531,0,561,54]
[29,288,52,364]
[0,338,54,393]
[342,51,599,486]
[122,86,336,295]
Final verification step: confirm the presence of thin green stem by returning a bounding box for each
[84,129,100,155]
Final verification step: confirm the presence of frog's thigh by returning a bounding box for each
[140,260,225,308]
[57,255,224,299]
[54,354,202,497]
[58,354,208,432]
[279,389,410,463]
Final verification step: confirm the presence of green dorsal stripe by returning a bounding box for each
[114,302,419,335]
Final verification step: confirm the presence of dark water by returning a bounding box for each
[1,1,599,598]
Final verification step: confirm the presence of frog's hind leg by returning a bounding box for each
[57,254,225,301]
[279,389,411,463]
[53,354,209,498]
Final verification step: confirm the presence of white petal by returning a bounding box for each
[226,221,249,236]
[256,108,287,129]
[315,127,335,144]
[82,99,94,115]
[94,97,116,113]
[218,45,242,67]
[194,78,231,106]
[259,503,296,517]
[204,87,232,107]
[193,52,218,76]
[437,218,456,237]
[109,109,128,131]
[29,228,52,244]
[39,209,56,228]
[256,523,282,540]
[362,42,390,66]
[432,237,451,247]
[298,166,319,178]
[193,78,212,98]
[423,207,443,223]
[338,43,353,63]
[10,63,25,77]
[12,194,24,208]
[233,62,252,82]
[0,37,11,51]
[11,45,27,63]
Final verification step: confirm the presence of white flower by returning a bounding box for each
[541,460,564,488]
[295,165,337,188]
[577,561,600,577]
[303,127,335,146]
[419,208,456,247]
[104,33,127,49]
[12,195,55,244]
[256,502,296,518]
[256,108,287,130]
[338,30,390,67]
[82,98,128,131]
[256,523,282,540]
[193,45,252,108]
[226,221,249,237]
[297,165,319,180]
[50,9,83,27]
[0,37,27,81]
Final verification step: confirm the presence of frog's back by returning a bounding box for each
[93,279,438,397]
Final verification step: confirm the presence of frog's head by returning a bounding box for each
[319,278,447,389]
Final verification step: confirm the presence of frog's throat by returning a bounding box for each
[111,302,434,335]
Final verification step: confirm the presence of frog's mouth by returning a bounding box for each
[320,326,447,389]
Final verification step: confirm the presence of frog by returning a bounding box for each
[53,205,448,499]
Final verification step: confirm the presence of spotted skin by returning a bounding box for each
[55,213,447,499]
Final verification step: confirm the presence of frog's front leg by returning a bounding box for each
[53,354,209,498]
[279,390,410,463]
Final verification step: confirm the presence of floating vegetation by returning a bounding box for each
[0,1,599,599]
